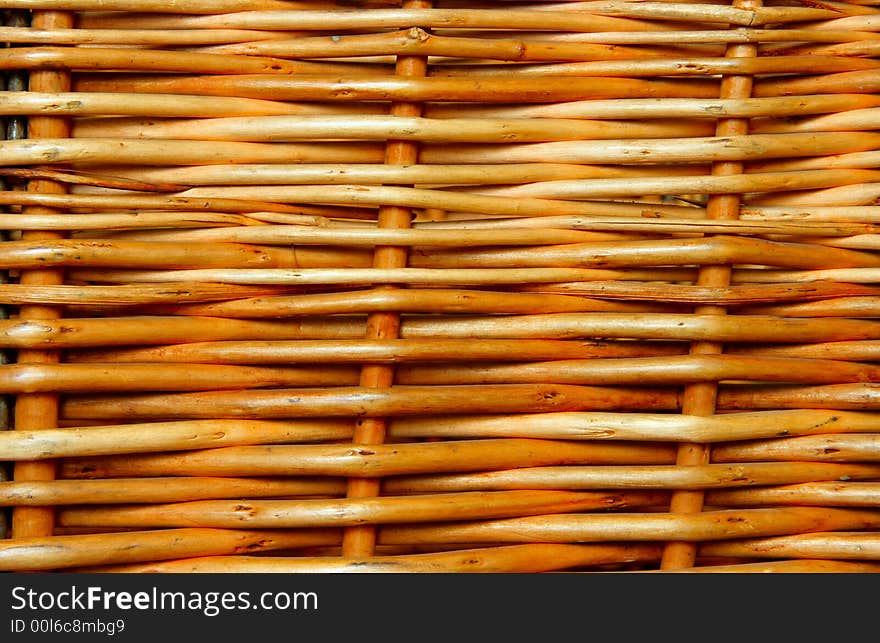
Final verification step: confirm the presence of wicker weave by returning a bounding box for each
[0,0,879,573]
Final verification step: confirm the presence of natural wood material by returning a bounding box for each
[71,543,662,574]
[3,0,880,575]
[12,8,72,542]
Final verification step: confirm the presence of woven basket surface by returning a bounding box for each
[1,0,880,574]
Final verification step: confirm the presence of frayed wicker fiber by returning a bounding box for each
[0,0,879,574]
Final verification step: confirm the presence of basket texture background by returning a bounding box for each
[0,0,879,573]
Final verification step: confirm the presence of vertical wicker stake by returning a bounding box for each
[342,0,432,557]
[11,9,72,542]
[0,8,28,541]
[660,0,761,570]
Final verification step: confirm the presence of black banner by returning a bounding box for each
[0,572,874,641]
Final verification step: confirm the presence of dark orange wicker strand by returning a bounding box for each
[10,9,72,541]
[342,0,433,558]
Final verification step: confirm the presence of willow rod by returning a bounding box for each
[0,1,324,11]
[717,383,880,411]
[69,114,715,142]
[656,560,880,573]
[0,283,291,306]
[76,7,836,30]
[394,355,880,387]
[75,4,879,39]
[773,37,880,57]
[0,139,387,166]
[0,26,289,46]
[739,296,880,319]
[205,29,688,61]
[80,214,877,239]
[58,382,682,420]
[0,476,347,506]
[755,70,880,98]
[4,409,875,461]
[0,191,312,214]
[661,7,755,568]
[731,339,880,362]
[62,265,880,287]
[172,176,880,216]
[206,28,880,60]
[67,337,682,365]
[11,8,70,542]
[12,237,880,271]
[564,294,880,318]
[0,229,618,259]
[83,170,880,203]
[56,490,643,529]
[701,533,880,561]
[0,287,655,313]
[752,108,880,136]
[74,543,661,574]
[2,313,879,350]
[379,507,880,544]
[87,556,877,574]
[41,429,844,480]
[481,28,880,45]
[740,206,880,222]
[64,266,754,286]
[43,325,639,360]
[0,316,371,349]
[42,268,842,288]
[0,363,363,394]
[0,239,306,270]
[348,1,433,557]
[0,419,357,461]
[709,482,880,508]
[3,353,879,394]
[461,169,880,200]
[8,26,876,56]
[13,133,875,166]
[807,235,880,252]
[0,92,342,118]
[8,465,879,505]
[419,214,873,236]
[446,95,880,121]
[520,282,880,306]
[12,47,876,78]
[749,183,880,208]
[391,409,880,443]
[0,527,346,573]
[61,266,665,286]
[752,151,880,175]
[713,434,880,463]
[383,462,880,494]
[80,163,706,188]
[5,93,879,121]
[0,47,353,75]
[0,212,313,230]
[435,56,880,78]
[723,268,880,285]
[58,384,880,423]
[0,7,21,543]
[0,189,702,220]
[72,69,878,101]
[73,74,720,102]
[59,439,677,479]
[803,13,880,30]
